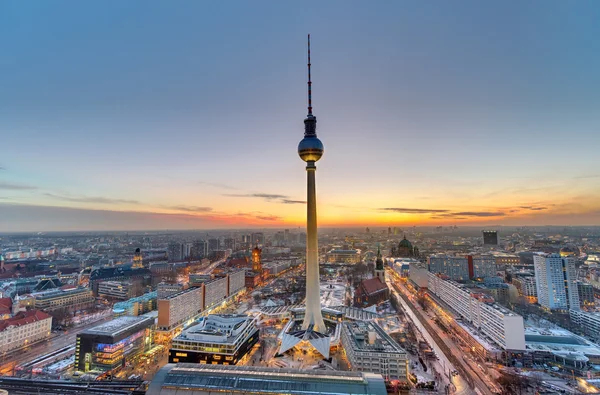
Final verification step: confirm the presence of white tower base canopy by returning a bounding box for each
[280,328,330,359]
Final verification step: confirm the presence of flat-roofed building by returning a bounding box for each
[157,287,203,332]
[98,280,134,300]
[227,270,245,296]
[169,314,259,365]
[428,272,526,351]
[326,248,362,264]
[75,315,154,373]
[157,282,184,299]
[113,291,157,317]
[534,253,579,311]
[147,364,387,395]
[31,286,94,313]
[341,321,408,380]
[203,276,228,311]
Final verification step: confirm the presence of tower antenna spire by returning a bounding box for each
[307,34,312,116]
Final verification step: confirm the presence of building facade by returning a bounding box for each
[428,273,526,350]
[326,248,362,264]
[534,253,579,311]
[341,321,408,380]
[157,287,204,331]
[169,314,259,365]
[0,310,52,354]
[75,315,154,373]
[428,255,496,281]
[32,286,94,313]
[203,276,228,311]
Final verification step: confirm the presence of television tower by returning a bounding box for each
[298,34,326,333]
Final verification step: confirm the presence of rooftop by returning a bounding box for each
[0,310,51,331]
[173,314,254,344]
[79,315,154,337]
[147,363,387,395]
[342,321,405,355]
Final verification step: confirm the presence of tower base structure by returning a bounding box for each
[277,306,342,359]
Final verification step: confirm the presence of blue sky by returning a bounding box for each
[1,1,600,231]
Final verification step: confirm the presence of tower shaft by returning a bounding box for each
[302,162,326,332]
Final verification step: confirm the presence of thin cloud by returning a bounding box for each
[225,193,288,200]
[255,214,282,221]
[520,206,548,211]
[44,193,140,205]
[381,208,450,214]
[164,205,213,213]
[0,166,5,171]
[448,211,506,217]
[198,181,238,190]
[0,182,37,190]
[281,199,306,204]
[224,193,305,205]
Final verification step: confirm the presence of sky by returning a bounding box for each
[1,1,600,232]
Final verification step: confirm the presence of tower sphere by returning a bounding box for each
[298,135,324,162]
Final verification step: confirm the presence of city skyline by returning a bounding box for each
[2,1,600,231]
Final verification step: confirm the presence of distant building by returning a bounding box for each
[0,310,52,354]
[428,255,496,280]
[98,281,134,300]
[169,314,259,365]
[30,286,95,313]
[113,291,157,317]
[326,248,362,264]
[192,240,208,259]
[147,364,387,395]
[577,281,595,308]
[354,278,389,308]
[570,310,600,339]
[341,321,408,380]
[168,242,183,262]
[483,230,498,245]
[512,273,537,301]
[75,315,154,373]
[374,246,385,283]
[132,248,143,268]
[89,266,151,296]
[534,253,579,311]
[392,236,418,258]
[207,239,220,253]
[157,282,184,299]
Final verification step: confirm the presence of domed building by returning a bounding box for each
[560,246,578,258]
[393,236,419,258]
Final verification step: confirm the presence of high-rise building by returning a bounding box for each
[428,255,496,280]
[250,232,264,246]
[534,253,579,311]
[208,239,219,253]
[374,245,385,283]
[182,243,193,259]
[577,281,595,308]
[483,230,498,245]
[168,242,183,262]
[192,240,208,259]
[224,237,236,251]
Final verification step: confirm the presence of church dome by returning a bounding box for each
[560,246,577,257]
[399,237,412,249]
